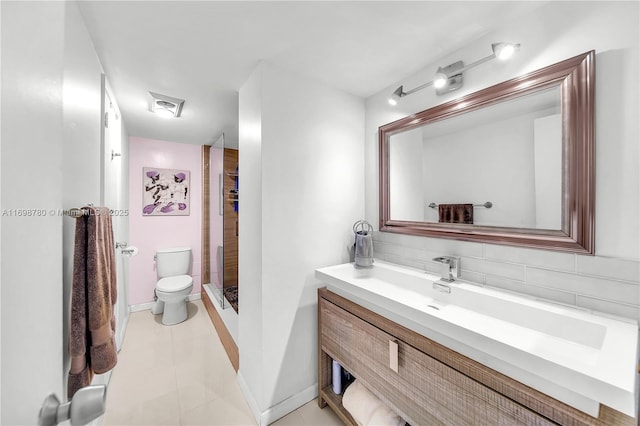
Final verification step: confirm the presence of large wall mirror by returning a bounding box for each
[379,51,594,254]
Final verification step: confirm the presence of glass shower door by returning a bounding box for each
[209,136,226,308]
[208,133,239,313]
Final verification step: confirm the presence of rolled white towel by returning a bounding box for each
[342,380,405,426]
[343,380,381,426]
[368,405,405,426]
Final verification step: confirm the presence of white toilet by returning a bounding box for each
[152,247,194,325]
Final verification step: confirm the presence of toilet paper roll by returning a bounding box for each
[122,246,139,257]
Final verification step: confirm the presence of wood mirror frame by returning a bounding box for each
[379,51,595,254]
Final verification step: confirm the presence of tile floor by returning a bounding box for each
[103,300,343,426]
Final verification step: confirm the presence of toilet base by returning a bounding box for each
[159,299,188,325]
[152,289,192,325]
[151,299,164,315]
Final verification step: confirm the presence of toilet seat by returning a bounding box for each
[157,275,193,292]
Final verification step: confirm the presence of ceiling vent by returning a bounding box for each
[149,91,185,118]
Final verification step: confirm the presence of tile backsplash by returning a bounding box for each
[373,232,640,322]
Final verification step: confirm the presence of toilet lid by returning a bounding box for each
[157,275,193,292]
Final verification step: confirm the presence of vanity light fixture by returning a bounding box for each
[433,67,448,89]
[388,42,520,105]
[388,86,405,106]
[149,91,185,118]
[493,42,517,61]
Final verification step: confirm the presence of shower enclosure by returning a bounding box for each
[206,134,239,313]
[200,134,240,370]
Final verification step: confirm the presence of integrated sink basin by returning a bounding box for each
[315,260,639,418]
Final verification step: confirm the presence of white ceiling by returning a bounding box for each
[78,1,548,148]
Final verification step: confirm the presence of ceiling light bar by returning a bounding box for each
[149,91,185,118]
[388,42,520,105]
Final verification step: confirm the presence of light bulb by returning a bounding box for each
[493,43,517,61]
[388,85,404,106]
[433,69,448,89]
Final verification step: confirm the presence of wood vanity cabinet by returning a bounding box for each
[317,287,635,426]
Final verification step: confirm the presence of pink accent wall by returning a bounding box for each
[128,136,202,306]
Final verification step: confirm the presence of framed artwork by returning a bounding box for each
[143,167,190,216]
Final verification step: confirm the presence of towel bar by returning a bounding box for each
[428,201,492,209]
[68,208,89,218]
[68,203,95,218]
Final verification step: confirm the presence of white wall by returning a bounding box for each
[1,3,130,423]
[389,127,423,221]
[237,63,264,419]
[62,0,107,392]
[1,2,66,423]
[238,61,364,424]
[366,2,640,320]
[421,111,541,227]
[533,114,562,229]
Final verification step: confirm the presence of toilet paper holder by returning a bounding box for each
[115,241,138,257]
[121,246,138,257]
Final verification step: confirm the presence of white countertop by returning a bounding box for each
[316,260,639,418]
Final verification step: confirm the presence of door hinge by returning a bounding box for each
[104,112,109,128]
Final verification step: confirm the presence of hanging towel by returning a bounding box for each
[68,206,118,399]
[355,232,374,268]
[438,203,474,224]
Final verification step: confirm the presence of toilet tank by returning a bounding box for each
[156,247,191,278]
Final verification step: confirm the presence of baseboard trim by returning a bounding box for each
[261,383,318,425]
[237,371,262,425]
[129,301,154,312]
[129,293,201,313]
[236,372,318,426]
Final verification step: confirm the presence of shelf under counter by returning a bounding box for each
[318,386,357,426]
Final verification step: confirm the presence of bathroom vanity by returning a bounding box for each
[316,262,638,425]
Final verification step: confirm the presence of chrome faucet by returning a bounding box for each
[432,256,460,282]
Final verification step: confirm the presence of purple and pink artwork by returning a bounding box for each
[143,167,190,216]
